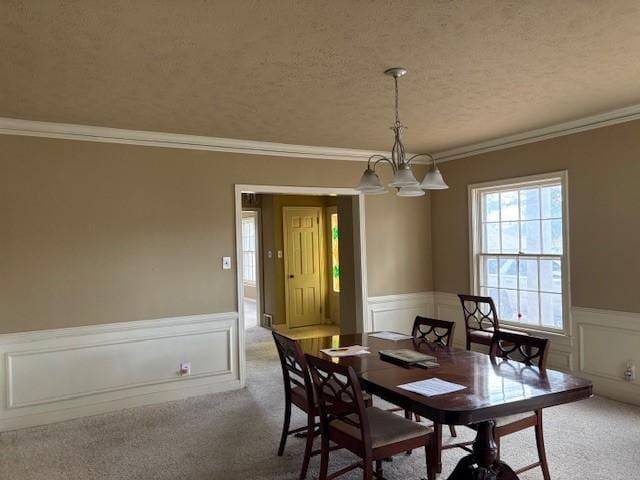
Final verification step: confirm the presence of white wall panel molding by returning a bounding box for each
[367,292,435,334]
[0,312,240,431]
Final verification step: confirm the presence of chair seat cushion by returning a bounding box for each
[330,407,431,449]
[468,330,493,341]
[499,327,528,336]
[469,328,527,344]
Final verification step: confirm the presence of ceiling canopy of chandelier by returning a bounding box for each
[355,68,448,196]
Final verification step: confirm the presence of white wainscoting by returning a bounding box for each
[573,307,640,405]
[369,292,640,406]
[367,293,435,335]
[0,312,240,431]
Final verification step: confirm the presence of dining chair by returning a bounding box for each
[487,330,551,479]
[458,294,523,350]
[306,354,437,480]
[449,331,551,479]
[388,317,456,420]
[272,331,319,480]
[272,332,372,480]
[412,315,456,348]
[411,316,458,471]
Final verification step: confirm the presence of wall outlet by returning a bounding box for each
[624,362,636,382]
[222,256,232,270]
[180,362,191,376]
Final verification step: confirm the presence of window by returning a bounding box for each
[330,213,340,292]
[242,216,257,285]
[469,172,568,331]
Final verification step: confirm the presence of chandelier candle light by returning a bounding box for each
[355,68,448,196]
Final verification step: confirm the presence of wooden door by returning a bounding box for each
[283,207,325,328]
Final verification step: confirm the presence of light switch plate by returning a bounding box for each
[277,250,283,259]
[222,256,232,269]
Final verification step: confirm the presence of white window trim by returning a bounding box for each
[468,170,571,336]
[241,215,258,286]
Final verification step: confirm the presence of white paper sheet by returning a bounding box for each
[397,378,466,396]
[320,345,370,357]
[369,331,413,341]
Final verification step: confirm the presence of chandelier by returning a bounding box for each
[355,68,448,196]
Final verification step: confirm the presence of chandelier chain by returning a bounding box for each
[394,76,400,125]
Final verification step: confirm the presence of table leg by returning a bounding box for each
[447,421,520,480]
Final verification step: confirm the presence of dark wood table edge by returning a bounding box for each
[362,381,594,425]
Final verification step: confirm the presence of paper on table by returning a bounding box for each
[369,331,413,341]
[397,378,466,397]
[320,345,370,358]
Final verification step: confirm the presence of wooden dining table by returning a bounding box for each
[297,332,593,480]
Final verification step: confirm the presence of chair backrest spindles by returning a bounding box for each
[305,354,371,451]
[272,332,314,410]
[412,316,456,348]
[490,330,550,368]
[458,294,500,334]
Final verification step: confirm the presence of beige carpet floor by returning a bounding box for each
[1,326,639,480]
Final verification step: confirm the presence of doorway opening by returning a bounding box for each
[235,185,367,386]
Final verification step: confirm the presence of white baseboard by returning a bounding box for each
[370,291,640,406]
[0,312,240,431]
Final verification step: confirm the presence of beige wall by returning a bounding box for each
[0,135,432,334]
[431,120,640,313]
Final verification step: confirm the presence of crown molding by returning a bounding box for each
[432,103,640,163]
[2,102,640,164]
[0,117,391,162]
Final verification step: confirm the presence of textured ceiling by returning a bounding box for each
[2,1,640,152]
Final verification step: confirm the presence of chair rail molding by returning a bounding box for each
[0,312,240,431]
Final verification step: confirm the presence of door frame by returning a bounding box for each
[234,184,369,388]
[282,206,327,329]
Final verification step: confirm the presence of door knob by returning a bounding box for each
[289,275,295,278]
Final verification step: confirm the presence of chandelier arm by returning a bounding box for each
[373,156,396,172]
[406,153,435,167]
[366,154,389,169]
